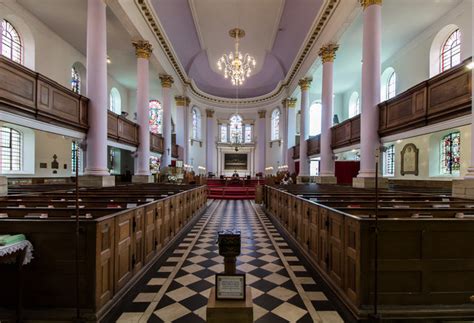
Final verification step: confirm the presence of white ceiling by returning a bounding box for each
[189,0,284,75]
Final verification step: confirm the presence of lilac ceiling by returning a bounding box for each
[151,0,323,99]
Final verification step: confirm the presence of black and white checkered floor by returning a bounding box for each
[109,200,347,322]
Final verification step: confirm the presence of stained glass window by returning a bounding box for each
[230,115,243,143]
[192,107,201,140]
[149,100,163,134]
[1,127,22,172]
[71,141,81,174]
[244,125,252,143]
[1,20,22,64]
[387,72,396,99]
[441,29,461,73]
[440,132,461,175]
[220,124,228,142]
[71,67,80,94]
[271,109,280,140]
[384,145,395,176]
[309,102,322,136]
[348,92,360,118]
[109,88,121,114]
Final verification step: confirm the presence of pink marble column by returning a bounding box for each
[319,44,339,177]
[160,75,173,169]
[298,78,312,177]
[206,109,215,174]
[257,110,266,174]
[465,2,474,178]
[358,0,382,179]
[175,96,189,161]
[281,98,297,170]
[133,40,152,176]
[84,0,109,176]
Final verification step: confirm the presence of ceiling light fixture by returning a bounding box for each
[217,28,256,86]
[107,56,111,64]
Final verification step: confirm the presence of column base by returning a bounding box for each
[0,177,8,196]
[314,176,337,184]
[78,175,115,188]
[452,179,474,199]
[297,176,313,184]
[132,175,155,184]
[352,177,388,189]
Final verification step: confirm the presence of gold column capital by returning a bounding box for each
[360,0,382,10]
[206,109,214,118]
[258,110,266,118]
[175,95,190,106]
[319,43,339,63]
[282,97,297,108]
[159,74,174,88]
[132,40,153,59]
[298,78,312,91]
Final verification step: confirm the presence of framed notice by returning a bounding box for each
[215,274,246,300]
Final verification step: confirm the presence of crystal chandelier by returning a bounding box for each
[217,28,256,86]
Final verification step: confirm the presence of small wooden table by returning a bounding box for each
[206,287,253,323]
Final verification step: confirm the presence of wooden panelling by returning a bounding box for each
[95,218,114,309]
[144,204,156,264]
[150,133,164,153]
[331,115,360,150]
[133,208,144,274]
[107,111,139,146]
[307,135,320,156]
[0,57,88,131]
[114,212,133,291]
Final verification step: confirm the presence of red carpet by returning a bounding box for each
[207,178,261,199]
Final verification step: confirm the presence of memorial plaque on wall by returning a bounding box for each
[224,154,248,170]
[401,143,419,176]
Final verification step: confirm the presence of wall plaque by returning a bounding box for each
[401,143,419,176]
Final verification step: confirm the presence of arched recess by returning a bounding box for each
[429,24,460,77]
[3,15,35,69]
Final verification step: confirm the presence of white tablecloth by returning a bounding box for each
[0,240,34,265]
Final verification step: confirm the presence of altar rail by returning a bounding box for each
[262,185,474,320]
[0,184,207,322]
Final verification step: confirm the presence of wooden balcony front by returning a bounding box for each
[150,133,164,153]
[331,114,360,150]
[107,110,139,146]
[0,56,88,131]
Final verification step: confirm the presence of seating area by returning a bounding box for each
[207,178,261,199]
[263,184,474,320]
[0,183,207,322]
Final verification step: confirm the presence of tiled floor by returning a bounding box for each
[110,200,346,322]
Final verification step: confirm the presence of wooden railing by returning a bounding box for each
[107,110,139,146]
[379,57,472,137]
[331,114,361,150]
[150,133,164,153]
[307,135,320,156]
[0,56,88,131]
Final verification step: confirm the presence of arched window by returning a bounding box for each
[309,102,322,136]
[230,114,243,143]
[220,124,228,142]
[440,132,460,175]
[191,107,201,140]
[1,20,23,64]
[386,71,396,100]
[348,92,360,118]
[149,100,163,134]
[71,67,80,94]
[383,144,395,176]
[440,29,461,73]
[109,88,121,114]
[271,109,280,140]
[0,126,22,172]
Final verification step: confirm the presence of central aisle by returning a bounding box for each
[113,200,345,322]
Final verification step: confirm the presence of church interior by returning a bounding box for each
[0,0,473,322]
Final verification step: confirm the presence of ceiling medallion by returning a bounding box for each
[217,28,256,86]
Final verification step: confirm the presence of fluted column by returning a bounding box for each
[354,0,385,188]
[160,75,173,169]
[316,44,339,184]
[298,78,312,179]
[206,109,215,174]
[175,96,189,161]
[132,40,152,179]
[81,0,113,187]
[257,110,266,174]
